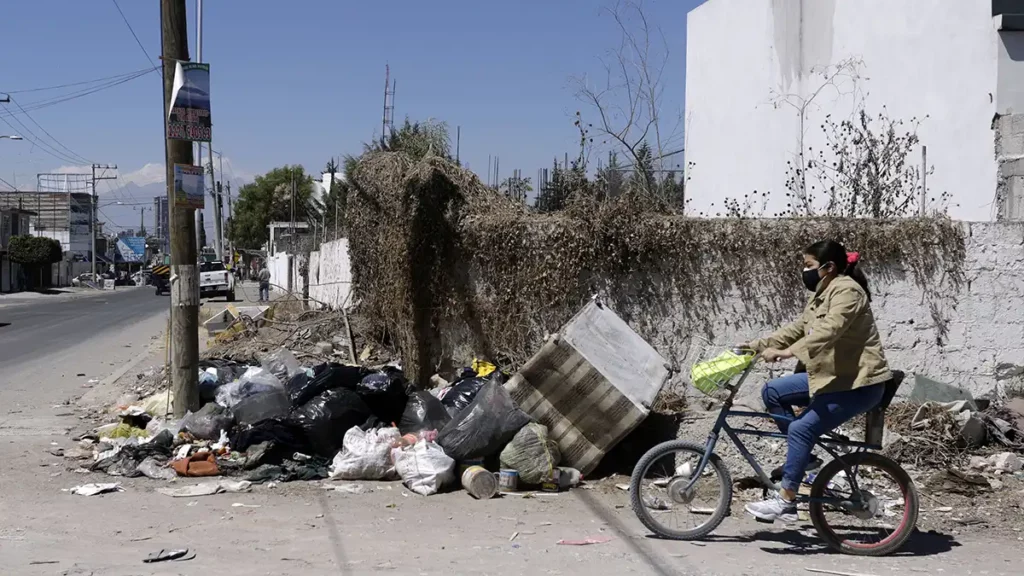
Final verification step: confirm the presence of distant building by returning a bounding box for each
[684,0,1024,221]
[153,195,169,254]
[1,207,37,293]
[266,221,311,255]
[0,191,94,258]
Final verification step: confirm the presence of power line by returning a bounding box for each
[2,67,157,95]
[0,108,85,166]
[111,0,158,69]
[7,96,92,165]
[0,175,16,190]
[0,69,156,118]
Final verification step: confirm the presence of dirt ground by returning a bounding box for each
[1,290,1023,575]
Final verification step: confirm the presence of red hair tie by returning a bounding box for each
[847,252,860,265]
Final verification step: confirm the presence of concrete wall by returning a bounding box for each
[648,222,1024,398]
[685,0,1011,221]
[441,221,1024,399]
[268,252,293,297]
[308,238,352,310]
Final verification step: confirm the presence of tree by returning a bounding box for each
[573,0,683,179]
[8,236,62,265]
[595,151,627,200]
[628,142,656,196]
[771,58,863,214]
[500,173,533,204]
[8,235,62,289]
[536,158,589,212]
[354,118,452,164]
[228,165,317,249]
[802,109,938,218]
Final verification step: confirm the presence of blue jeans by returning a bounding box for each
[259,282,269,302]
[761,373,885,492]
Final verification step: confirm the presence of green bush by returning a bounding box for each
[8,236,63,265]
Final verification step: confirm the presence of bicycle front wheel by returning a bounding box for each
[809,451,919,556]
[629,440,732,540]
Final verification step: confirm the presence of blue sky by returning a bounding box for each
[0,0,701,230]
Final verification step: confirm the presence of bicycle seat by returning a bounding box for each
[864,370,905,447]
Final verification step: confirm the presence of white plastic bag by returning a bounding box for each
[329,427,402,481]
[261,348,303,381]
[215,367,282,408]
[391,440,455,496]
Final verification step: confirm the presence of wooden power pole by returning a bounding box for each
[161,0,200,417]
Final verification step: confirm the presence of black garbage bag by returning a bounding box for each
[399,391,452,435]
[290,388,372,457]
[230,418,310,455]
[232,388,290,426]
[356,367,409,425]
[286,363,366,408]
[437,382,531,462]
[182,402,235,440]
[440,377,488,416]
[454,367,477,382]
[198,359,249,404]
[91,429,175,477]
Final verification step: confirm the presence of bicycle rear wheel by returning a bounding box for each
[629,440,732,540]
[809,451,919,556]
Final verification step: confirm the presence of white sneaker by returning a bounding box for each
[745,493,798,523]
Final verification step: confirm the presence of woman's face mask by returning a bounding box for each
[802,263,826,292]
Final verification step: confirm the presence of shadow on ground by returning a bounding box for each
[589,412,683,479]
[684,528,959,557]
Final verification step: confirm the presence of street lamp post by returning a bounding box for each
[0,135,23,140]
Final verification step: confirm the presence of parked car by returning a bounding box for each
[199,261,236,301]
[71,273,98,287]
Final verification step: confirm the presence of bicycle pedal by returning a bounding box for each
[754,517,774,524]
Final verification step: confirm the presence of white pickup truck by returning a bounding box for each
[199,261,236,301]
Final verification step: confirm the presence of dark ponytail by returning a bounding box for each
[804,240,871,301]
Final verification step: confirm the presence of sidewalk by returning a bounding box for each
[0,285,140,308]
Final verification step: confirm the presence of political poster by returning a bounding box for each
[117,237,146,263]
[167,62,212,142]
[174,164,206,209]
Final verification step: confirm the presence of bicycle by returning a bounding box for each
[629,347,919,556]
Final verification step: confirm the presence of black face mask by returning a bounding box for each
[802,266,824,292]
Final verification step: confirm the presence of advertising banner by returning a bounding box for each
[168,62,212,142]
[117,237,146,263]
[173,164,206,209]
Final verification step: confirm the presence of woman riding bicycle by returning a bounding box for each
[744,240,891,522]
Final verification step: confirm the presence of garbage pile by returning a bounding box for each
[67,350,585,498]
[880,376,1024,509]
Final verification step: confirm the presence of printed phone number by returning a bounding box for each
[167,122,212,141]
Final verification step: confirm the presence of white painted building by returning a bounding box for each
[684,0,1024,221]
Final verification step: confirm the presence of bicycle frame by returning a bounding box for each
[685,359,873,507]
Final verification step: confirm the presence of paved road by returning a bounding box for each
[0,287,167,370]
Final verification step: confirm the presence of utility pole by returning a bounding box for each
[215,180,222,254]
[209,153,221,260]
[195,0,204,258]
[162,0,199,417]
[225,181,232,263]
[91,163,118,280]
[138,206,147,236]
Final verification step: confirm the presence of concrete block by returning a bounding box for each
[989,452,1022,473]
[910,374,976,409]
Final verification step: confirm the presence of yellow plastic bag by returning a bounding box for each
[691,350,753,396]
[472,359,496,378]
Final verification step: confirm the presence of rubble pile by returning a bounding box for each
[64,299,669,503]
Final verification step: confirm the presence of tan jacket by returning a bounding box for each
[750,275,891,396]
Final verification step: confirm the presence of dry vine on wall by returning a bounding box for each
[345,151,966,383]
